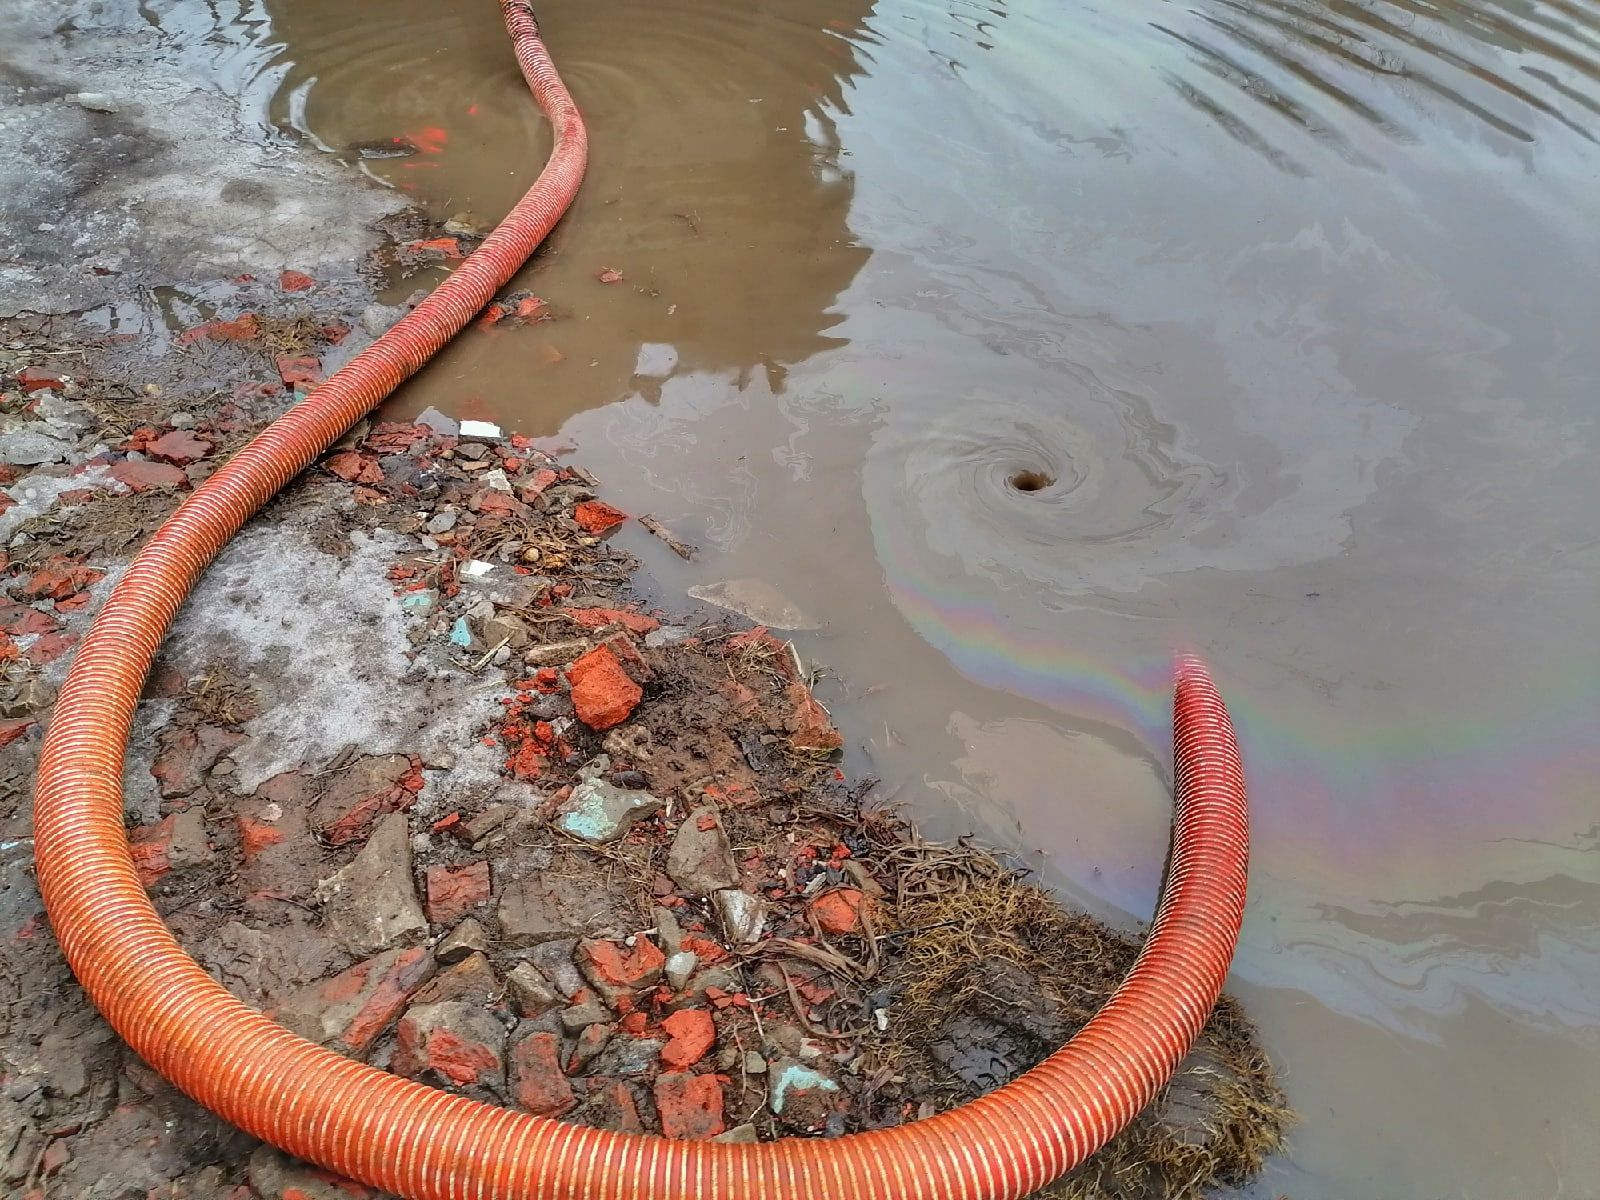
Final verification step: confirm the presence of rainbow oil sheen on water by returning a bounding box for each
[137,0,1600,1195]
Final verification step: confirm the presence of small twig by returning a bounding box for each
[639,514,695,560]
[468,636,511,672]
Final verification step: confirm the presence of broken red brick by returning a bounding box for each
[276,355,323,387]
[24,632,77,667]
[588,1080,645,1134]
[324,451,383,485]
[16,367,66,393]
[576,937,666,1002]
[785,679,842,752]
[425,860,491,925]
[520,468,560,500]
[19,557,104,601]
[679,935,728,965]
[394,1016,502,1087]
[0,604,59,643]
[568,1022,613,1072]
[0,718,35,749]
[564,607,660,635]
[178,313,260,344]
[147,429,213,466]
[311,753,422,847]
[509,1032,577,1117]
[40,1139,70,1176]
[404,237,465,260]
[573,499,628,535]
[332,948,434,1054]
[567,644,642,731]
[129,816,174,887]
[654,1072,726,1140]
[469,489,529,519]
[110,459,188,492]
[660,1008,716,1070]
[237,817,284,863]
[808,887,870,936]
[279,269,316,292]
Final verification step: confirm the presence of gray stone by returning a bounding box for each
[69,92,118,113]
[554,769,662,844]
[664,951,697,993]
[714,888,767,945]
[568,1022,613,1072]
[425,510,458,534]
[414,406,460,436]
[166,806,212,869]
[463,804,514,843]
[458,565,551,609]
[316,812,428,957]
[0,427,72,465]
[652,906,684,956]
[33,393,93,436]
[523,638,594,669]
[643,625,692,649]
[505,961,562,1017]
[560,999,612,1032]
[665,805,739,895]
[743,1050,768,1075]
[686,578,818,630]
[483,614,530,651]
[497,878,575,948]
[592,1036,663,1078]
[713,1123,760,1144]
[603,725,655,762]
[436,917,489,965]
[527,939,586,998]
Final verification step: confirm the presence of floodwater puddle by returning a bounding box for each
[153,0,1600,1193]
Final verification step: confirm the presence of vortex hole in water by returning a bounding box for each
[1008,469,1054,493]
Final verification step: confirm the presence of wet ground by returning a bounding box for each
[5,0,1599,1196]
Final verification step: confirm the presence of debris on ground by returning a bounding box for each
[0,272,1288,1200]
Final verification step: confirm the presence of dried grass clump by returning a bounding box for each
[881,843,1291,1199]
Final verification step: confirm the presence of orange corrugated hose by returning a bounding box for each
[31,3,1250,1197]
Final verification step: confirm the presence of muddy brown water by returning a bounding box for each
[147,0,1600,1195]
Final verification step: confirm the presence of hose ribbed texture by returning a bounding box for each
[31,5,1250,1198]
